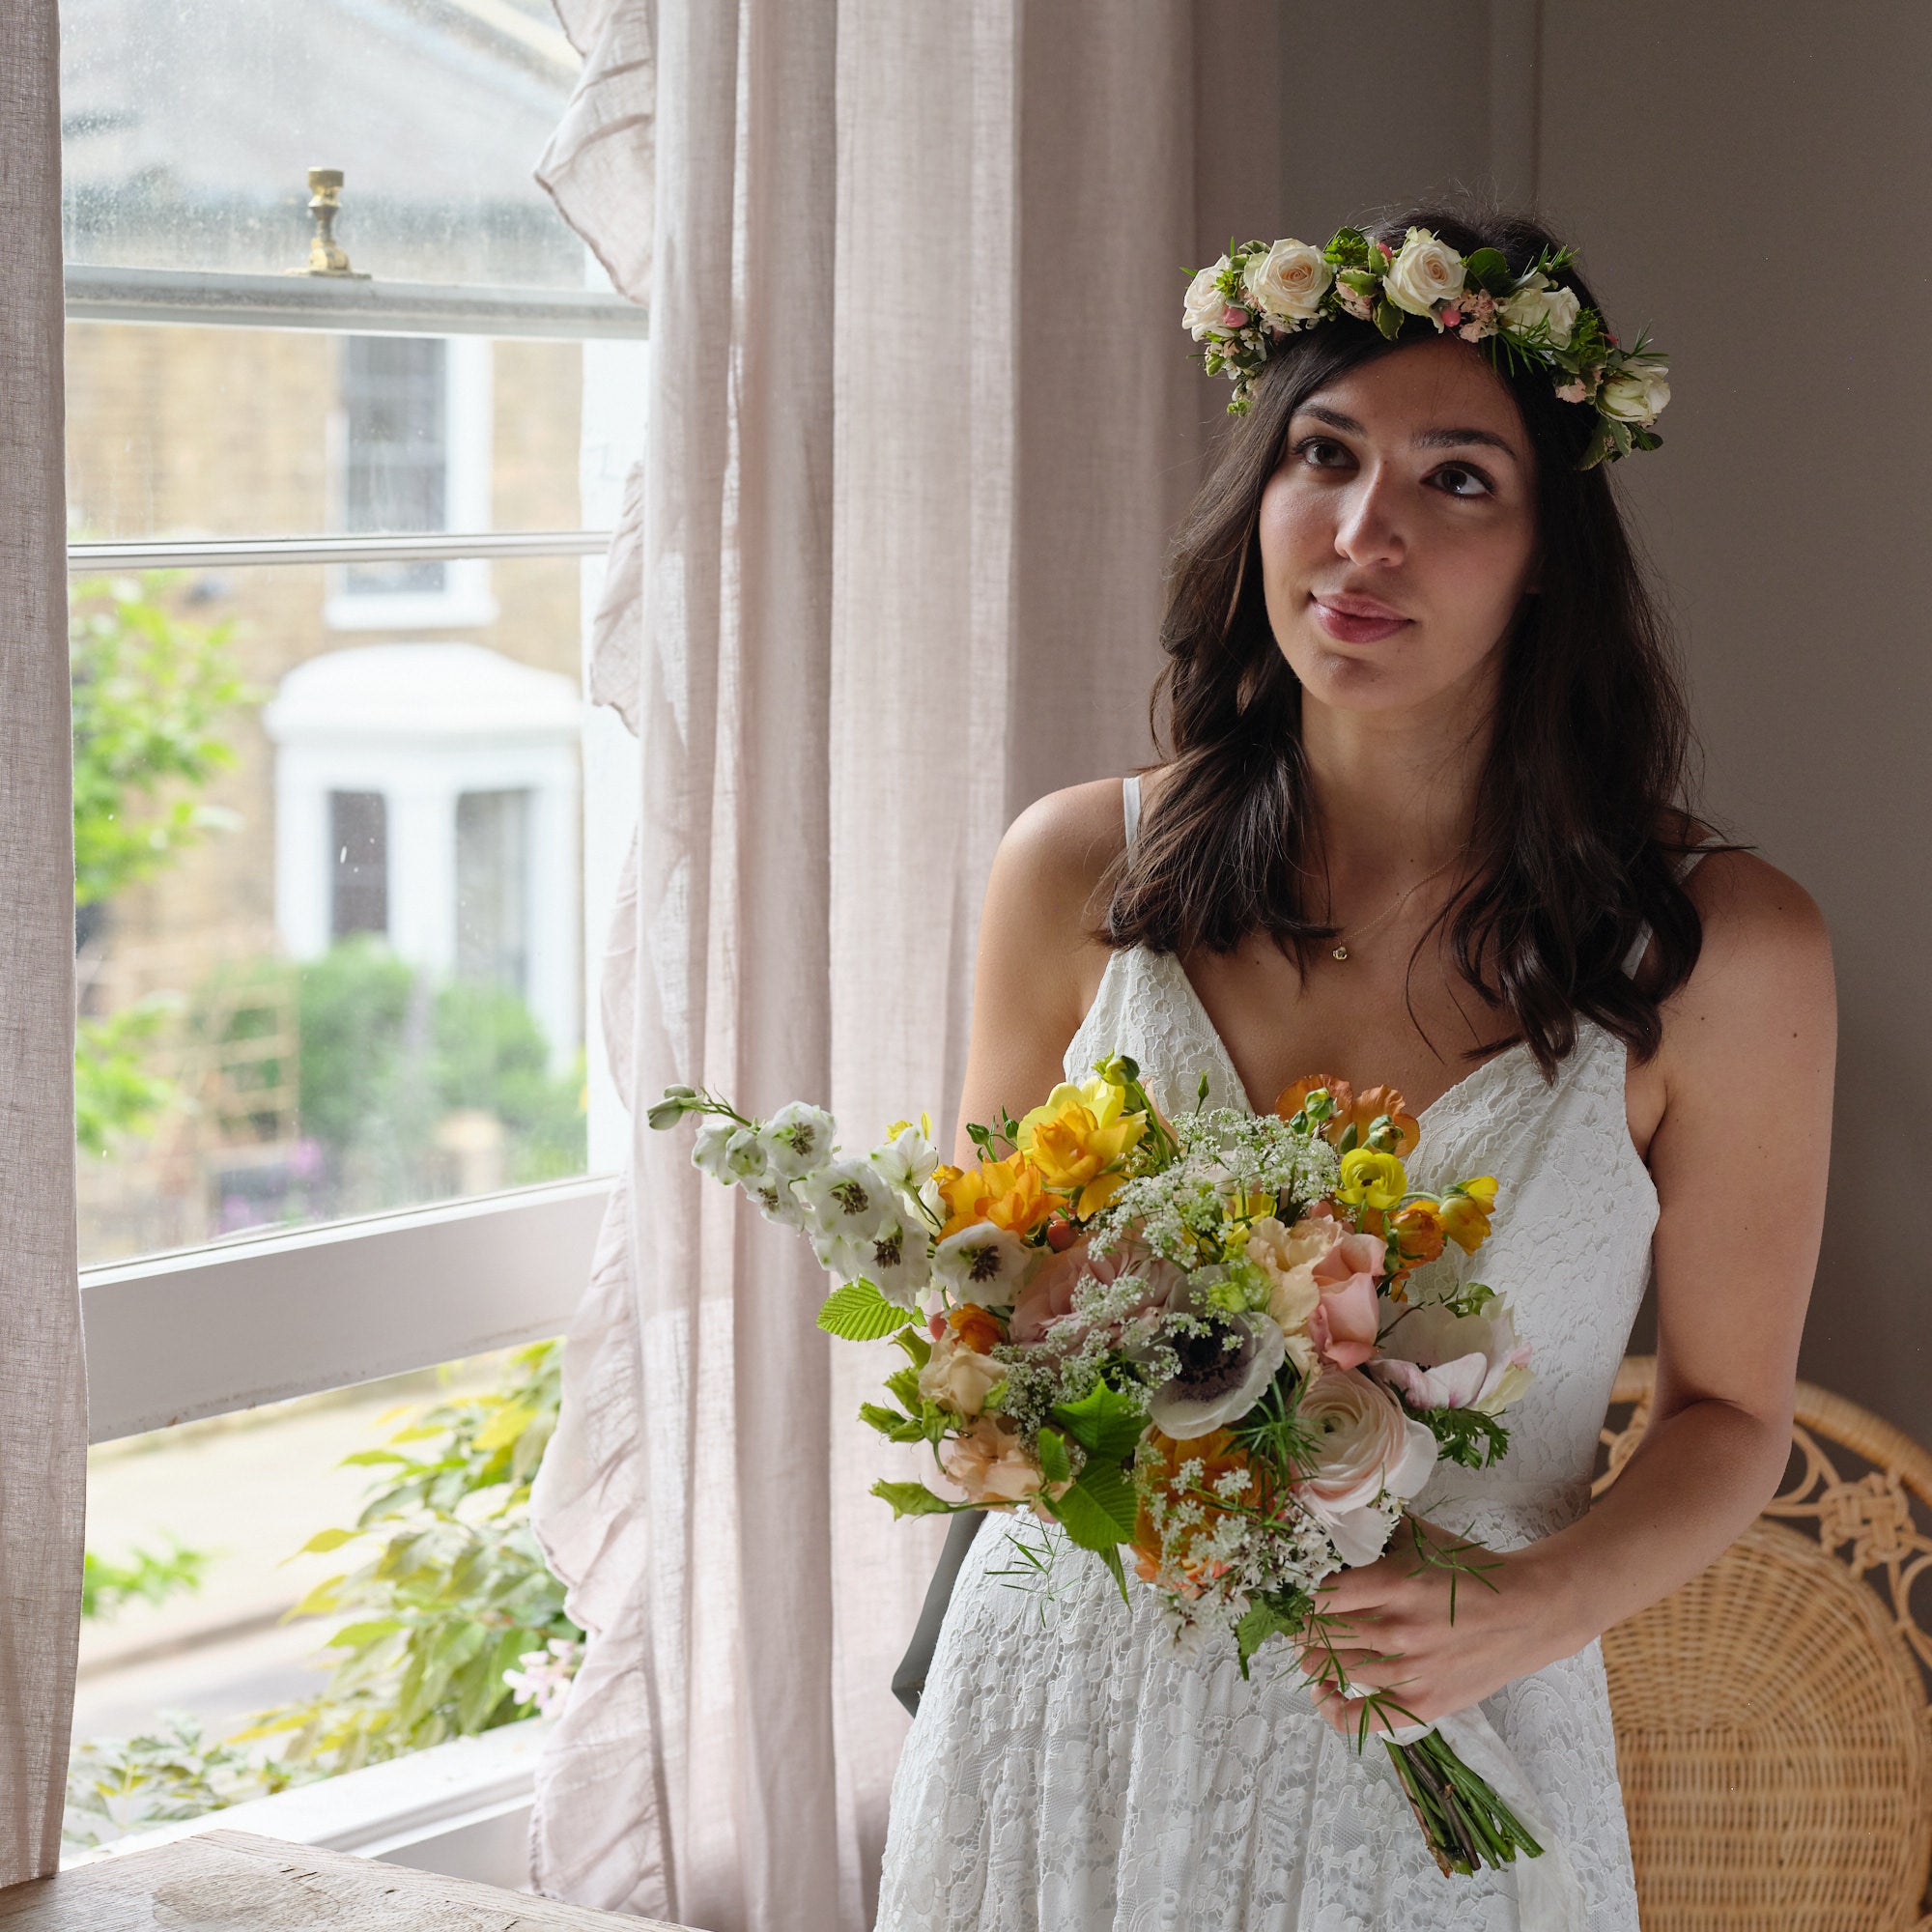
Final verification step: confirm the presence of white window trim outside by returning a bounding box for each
[82,1178,613,1444]
[63,1715,556,1889]
[324,335,498,633]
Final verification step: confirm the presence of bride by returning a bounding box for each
[874,206,1835,1928]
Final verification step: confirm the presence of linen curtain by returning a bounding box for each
[0,0,90,1889]
[528,4,1281,1924]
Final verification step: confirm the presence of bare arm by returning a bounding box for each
[951,783,1123,1166]
[1523,851,1836,1641]
[1312,849,1837,1727]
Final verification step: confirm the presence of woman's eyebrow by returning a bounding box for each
[1293,404,1520,462]
[1412,425,1520,459]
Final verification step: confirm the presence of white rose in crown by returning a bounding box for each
[1497,272,1581,348]
[1368,1297,1535,1416]
[1183,258,1234,340]
[1381,228,1466,318]
[1292,1368,1439,1566]
[1598,363,1671,425]
[1241,238,1332,327]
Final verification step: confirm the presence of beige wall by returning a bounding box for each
[1273,1,1929,1445]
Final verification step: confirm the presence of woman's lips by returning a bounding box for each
[1311,595,1412,644]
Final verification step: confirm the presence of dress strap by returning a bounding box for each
[1122,772,1144,864]
[1619,840,1720,979]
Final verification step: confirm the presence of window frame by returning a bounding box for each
[64,260,639,1440]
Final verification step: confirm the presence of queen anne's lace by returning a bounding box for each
[875,779,1663,1930]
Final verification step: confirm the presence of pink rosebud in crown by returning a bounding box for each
[1221,304,1251,328]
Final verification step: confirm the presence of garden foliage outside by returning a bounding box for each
[67,1340,582,1849]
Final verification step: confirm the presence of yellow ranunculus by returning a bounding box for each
[1336,1147,1407,1213]
[1438,1176,1499,1254]
[1014,1083,1148,1218]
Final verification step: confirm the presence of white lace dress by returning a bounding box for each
[874,775,1696,1931]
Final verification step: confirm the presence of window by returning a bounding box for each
[327,334,496,629]
[58,0,648,1846]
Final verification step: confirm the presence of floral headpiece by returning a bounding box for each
[1183,226,1669,469]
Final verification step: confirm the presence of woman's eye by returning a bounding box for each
[1296,437,1350,469]
[1433,464,1492,499]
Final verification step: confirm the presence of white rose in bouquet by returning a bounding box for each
[1381,228,1465,318]
[1293,1368,1439,1566]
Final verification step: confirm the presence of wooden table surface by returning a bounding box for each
[0,1830,694,1931]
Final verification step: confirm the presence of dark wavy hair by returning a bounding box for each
[1099,201,1738,1080]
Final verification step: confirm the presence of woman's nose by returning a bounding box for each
[1332,469,1405,568]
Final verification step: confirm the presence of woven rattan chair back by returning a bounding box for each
[1596,1356,1932,1930]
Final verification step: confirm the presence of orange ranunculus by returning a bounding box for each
[1437,1176,1499,1255]
[936,1150,1058,1239]
[948,1302,1006,1355]
[1336,1084,1422,1159]
[1017,1091,1148,1219]
[1386,1200,1447,1283]
[1131,1427,1272,1590]
[1271,1073,1354,1133]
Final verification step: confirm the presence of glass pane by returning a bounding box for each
[60,0,592,290]
[72,559,590,1266]
[68,1343,577,1853]
[62,324,630,544]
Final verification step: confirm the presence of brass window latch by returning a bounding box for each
[289,167,371,279]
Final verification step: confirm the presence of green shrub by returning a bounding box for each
[63,1340,582,1851]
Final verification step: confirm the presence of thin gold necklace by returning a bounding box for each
[1325,848,1467,962]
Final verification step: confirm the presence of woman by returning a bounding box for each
[875,206,1834,1928]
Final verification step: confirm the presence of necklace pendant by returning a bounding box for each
[1331,944,1350,962]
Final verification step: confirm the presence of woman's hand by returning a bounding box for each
[1296,1514,1580,1737]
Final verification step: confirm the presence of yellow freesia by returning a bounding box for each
[1015,1081,1147,1218]
[936,1150,1057,1239]
[1336,1148,1407,1213]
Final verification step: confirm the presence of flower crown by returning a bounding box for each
[1184,226,1669,469]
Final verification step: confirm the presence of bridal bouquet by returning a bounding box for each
[651,1057,1550,1883]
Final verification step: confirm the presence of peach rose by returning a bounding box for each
[941,1415,1047,1504]
[918,1329,1006,1419]
[1307,1231,1386,1372]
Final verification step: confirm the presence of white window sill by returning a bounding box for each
[324,588,500,632]
[65,1715,556,1889]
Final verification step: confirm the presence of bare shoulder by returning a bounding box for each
[954,775,1138,1160]
[1664,836,1835,1082]
[984,776,1134,1018]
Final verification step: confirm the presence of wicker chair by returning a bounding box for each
[1595,1356,1932,1929]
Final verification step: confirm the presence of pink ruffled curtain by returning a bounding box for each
[528,4,1279,1924]
[0,0,90,1888]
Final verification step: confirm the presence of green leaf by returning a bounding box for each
[1235,1590,1306,1680]
[1462,247,1513,297]
[858,1402,911,1436]
[1049,1381,1147,1463]
[296,1526,359,1555]
[1036,1427,1073,1486]
[325,1619,405,1651]
[891,1325,932,1370]
[816,1283,914,1342]
[870,1479,967,1519]
[1043,1462,1138,1553]
[1374,299,1406,341]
